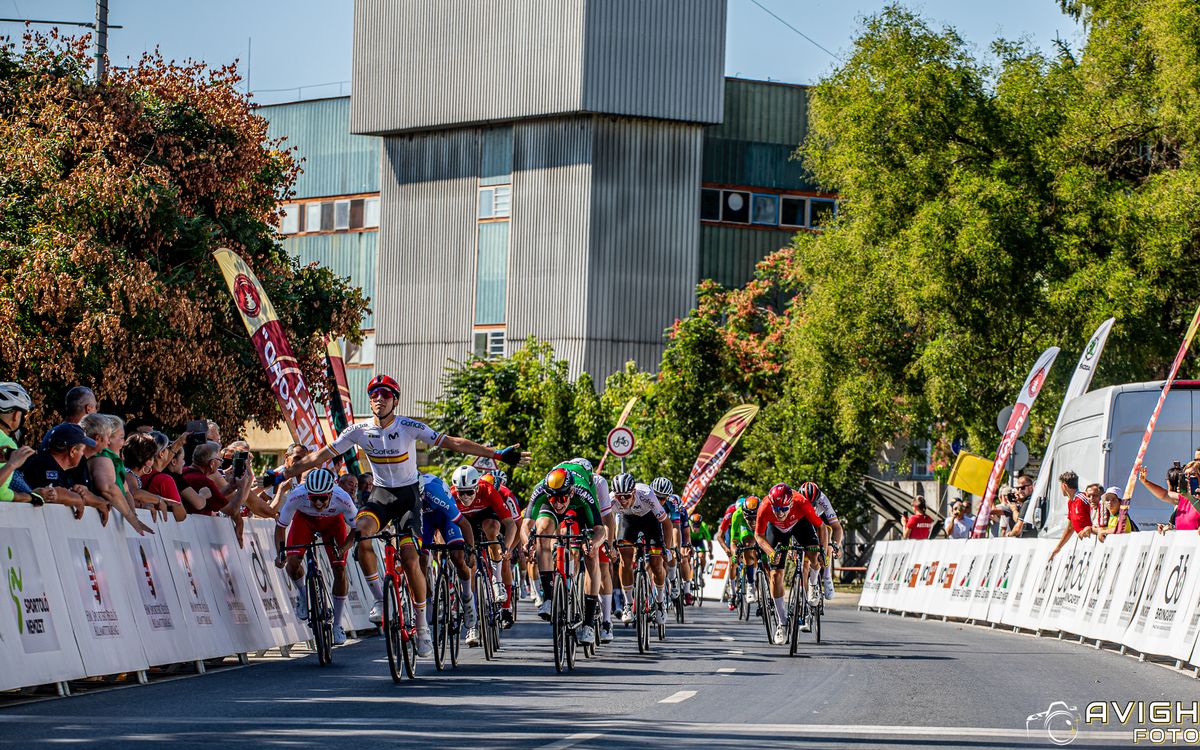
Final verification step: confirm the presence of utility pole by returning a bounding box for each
[94,0,109,82]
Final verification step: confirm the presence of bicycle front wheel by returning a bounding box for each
[474,569,495,661]
[758,571,777,643]
[552,575,567,673]
[432,571,448,671]
[383,575,403,683]
[634,569,649,654]
[738,575,749,621]
[449,581,462,667]
[398,577,417,679]
[788,572,804,656]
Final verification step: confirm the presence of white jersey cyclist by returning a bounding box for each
[277,484,358,527]
[594,472,613,517]
[620,483,667,519]
[810,490,838,524]
[330,415,445,489]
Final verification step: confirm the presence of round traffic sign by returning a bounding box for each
[1008,439,1030,472]
[996,406,1031,438]
[606,426,635,458]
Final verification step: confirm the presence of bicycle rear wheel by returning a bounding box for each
[563,575,578,670]
[398,577,417,679]
[473,569,494,661]
[308,574,331,666]
[573,568,593,658]
[383,575,403,683]
[758,570,776,643]
[813,587,822,645]
[449,581,462,667]
[432,570,448,671]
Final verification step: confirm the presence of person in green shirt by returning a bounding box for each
[81,413,152,534]
[0,383,38,503]
[730,496,763,604]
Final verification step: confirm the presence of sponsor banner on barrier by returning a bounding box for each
[877,543,917,612]
[1043,537,1100,636]
[1076,533,1127,640]
[702,539,731,602]
[985,538,1036,623]
[967,540,1002,622]
[945,541,988,620]
[42,507,150,678]
[1126,532,1199,661]
[860,541,888,609]
[910,539,950,615]
[1092,532,1157,644]
[0,506,85,690]
[194,519,275,653]
[123,512,194,666]
[241,520,308,646]
[156,518,235,660]
[897,540,934,614]
[1000,538,1059,630]
[923,540,965,619]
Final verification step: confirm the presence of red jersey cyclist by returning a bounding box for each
[274,468,357,645]
[450,465,519,639]
[754,482,824,644]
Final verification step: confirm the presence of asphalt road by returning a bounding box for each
[0,593,1193,749]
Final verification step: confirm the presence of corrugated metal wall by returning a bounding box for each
[281,231,378,328]
[699,224,796,289]
[585,117,702,379]
[375,130,479,414]
[507,117,595,368]
[351,0,587,136]
[702,79,813,190]
[259,97,380,198]
[581,0,725,124]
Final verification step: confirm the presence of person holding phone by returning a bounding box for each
[1139,462,1200,532]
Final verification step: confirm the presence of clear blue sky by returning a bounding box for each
[2,0,1081,105]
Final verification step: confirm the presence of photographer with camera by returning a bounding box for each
[1138,460,1200,533]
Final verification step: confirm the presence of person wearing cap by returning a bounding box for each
[17,423,108,521]
[1097,486,1138,539]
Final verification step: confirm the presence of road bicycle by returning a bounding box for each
[783,543,825,653]
[532,521,591,673]
[755,555,778,645]
[670,543,686,624]
[617,533,662,654]
[362,529,419,682]
[473,539,506,661]
[284,538,334,666]
[692,543,707,607]
[426,543,464,671]
[733,542,758,622]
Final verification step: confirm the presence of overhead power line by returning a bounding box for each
[744,0,844,63]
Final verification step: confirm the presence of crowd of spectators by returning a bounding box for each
[0,382,334,541]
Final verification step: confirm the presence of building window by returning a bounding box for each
[751,194,778,226]
[480,127,514,187]
[473,328,505,359]
[479,185,512,219]
[279,204,300,234]
[364,197,380,228]
[700,188,721,221]
[721,190,751,223]
[810,198,837,229]
[334,200,351,230]
[474,222,509,325]
[780,196,806,227]
[304,201,322,232]
[343,331,375,366]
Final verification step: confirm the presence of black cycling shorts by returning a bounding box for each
[620,513,664,548]
[357,484,422,542]
[764,522,819,569]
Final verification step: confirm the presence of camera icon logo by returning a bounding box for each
[1026,701,1081,746]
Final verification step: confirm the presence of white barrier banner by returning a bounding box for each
[1076,533,1127,640]
[0,506,85,690]
[945,541,988,620]
[896,540,935,614]
[985,538,1036,623]
[42,508,149,677]
[1093,532,1157,644]
[1126,531,1199,660]
[156,517,232,660]
[859,541,889,609]
[876,543,917,611]
[194,518,274,653]
[999,538,1058,630]
[924,540,967,619]
[242,520,308,646]
[967,540,1002,622]
[1044,537,1100,636]
[702,539,730,602]
[123,512,194,666]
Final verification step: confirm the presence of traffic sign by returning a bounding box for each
[606,426,635,457]
[1008,439,1030,471]
[996,405,1031,438]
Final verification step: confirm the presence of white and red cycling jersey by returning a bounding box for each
[452,481,514,521]
[277,485,357,564]
[810,491,838,523]
[614,483,668,520]
[755,496,824,535]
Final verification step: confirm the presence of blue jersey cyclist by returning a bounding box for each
[270,374,529,659]
[415,472,483,641]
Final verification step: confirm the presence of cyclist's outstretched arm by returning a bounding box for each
[280,446,338,480]
[439,436,531,467]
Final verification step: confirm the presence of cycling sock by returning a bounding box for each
[290,573,305,591]
[774,596,786,623]
[364,572,384,602]
[583,595,598,626]
[540,572,554,601]
[621,586,632,606]
[332,595,346,627]
[746,564,757,582]
[683,579,692,595]
[460,575,475,604]
[808,568,820,590]
[600,594,612,624]
[414,602,428,633]
[655,584,665,603]
[824,568,834,585]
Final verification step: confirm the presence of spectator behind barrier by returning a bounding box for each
[18,423,105,520]
[1138,461,1200,533]
[0,382,39,504]
[162,438,211,514]
[81,414,151,534]
[358,471,374,506]
[182,441,240,516]
[1097,486,1138,539]
[124,432,188,523]
[337,472,359,502]
[944,499,975,539]
[1005,475,1038,538]
[902,496,934,540]
[40,386,97,451]
[1050,470,1093,560]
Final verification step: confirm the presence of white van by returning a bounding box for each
[1038,380,1200,535]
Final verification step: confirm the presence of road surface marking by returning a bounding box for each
[726,649,744,655]
[539,732,602,749]
[717,667,736,673]
[660,690,698,704]
[718,635,735,641]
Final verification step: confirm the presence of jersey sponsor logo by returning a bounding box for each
[387,432,399,440]
[369,452,410,464]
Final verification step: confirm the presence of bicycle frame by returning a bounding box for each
[283,538,334,666]
[362,529,419,681]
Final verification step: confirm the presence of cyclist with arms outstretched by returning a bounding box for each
[268,374,528,658]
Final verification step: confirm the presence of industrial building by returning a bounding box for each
[259,0,835,419]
